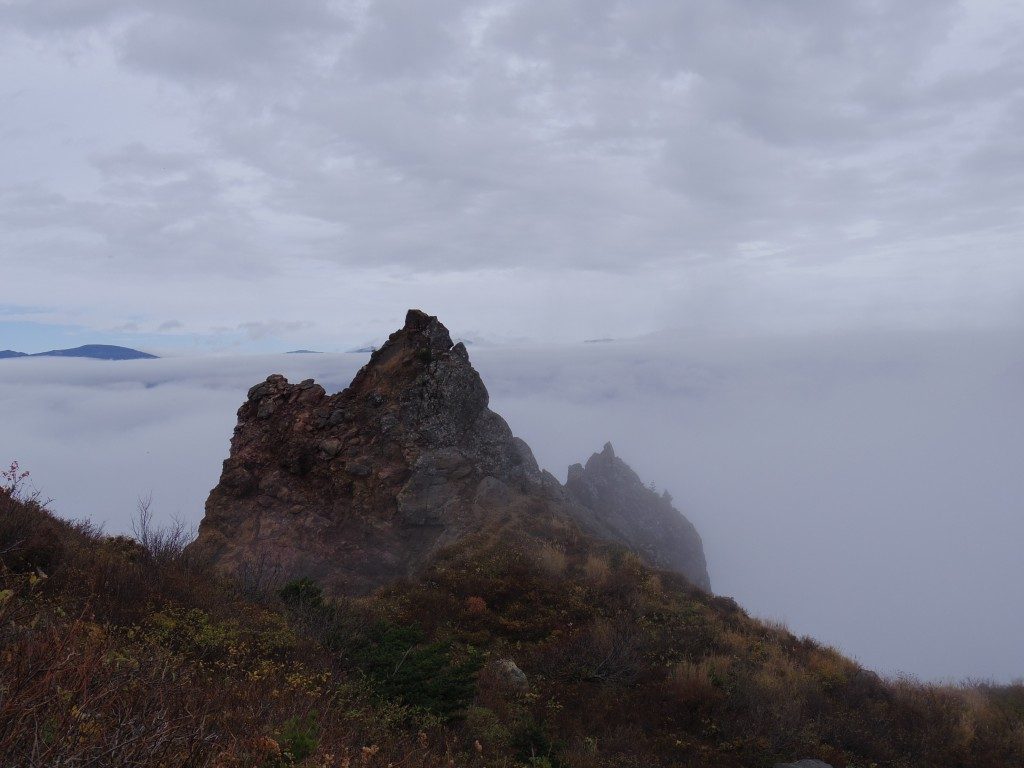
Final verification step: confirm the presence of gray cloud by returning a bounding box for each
[236,320,314,341]
[0,331,1021,682]
[2,1,1023,343]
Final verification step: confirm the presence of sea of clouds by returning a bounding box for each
[1,330,1021,684]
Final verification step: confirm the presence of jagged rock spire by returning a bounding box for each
[191,310,710,595]
[192,310,547,594]
[566,444,710,590]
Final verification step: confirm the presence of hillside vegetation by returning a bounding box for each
[1,473,1022,767]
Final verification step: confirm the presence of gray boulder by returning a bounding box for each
[495,658,528,692]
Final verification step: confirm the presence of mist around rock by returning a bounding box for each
[0,325,1021,682]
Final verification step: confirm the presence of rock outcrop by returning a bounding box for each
[566,443,710,590]
[192,310,709,595]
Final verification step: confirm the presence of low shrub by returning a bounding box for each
[280,577,325,610]
[347,622,482,720]
[276,713,319,762]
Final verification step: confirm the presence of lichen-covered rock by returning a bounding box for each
[191,310,710,595]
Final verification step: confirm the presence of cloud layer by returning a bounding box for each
[2,1,1024,347]
[1,330,1021,682]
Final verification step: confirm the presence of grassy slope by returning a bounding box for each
[1,487,1022,768]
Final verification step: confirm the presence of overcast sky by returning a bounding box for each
[2,0,1024,351]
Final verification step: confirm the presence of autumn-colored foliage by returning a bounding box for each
[1,479,1023,767]
[464,595,488,615]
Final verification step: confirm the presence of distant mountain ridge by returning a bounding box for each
[0,344,157,361]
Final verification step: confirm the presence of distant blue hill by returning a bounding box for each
[286,350,323,354]
[0,345,158,361]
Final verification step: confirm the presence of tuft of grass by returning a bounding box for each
[583,554,611,586]
[534,544,567,577]
[667,659,722,708]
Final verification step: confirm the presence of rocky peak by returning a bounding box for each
[192,310,709,595]
[192,310,550,595]
[350,310,536,474]
[566,443,710,590]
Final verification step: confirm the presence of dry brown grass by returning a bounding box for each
[667,658,728,708]
[643,573,662,594]
[583,554,611,586]
[534,543,567,577]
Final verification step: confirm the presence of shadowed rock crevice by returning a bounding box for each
[192,310,710,594]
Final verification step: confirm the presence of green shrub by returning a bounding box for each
[146,606,296,663]
[465,706,512,751]
[279,577,324,610]
[147,608,241,660]
[277,713,319,762]
[348,622,481,719]
[512,716,557,766]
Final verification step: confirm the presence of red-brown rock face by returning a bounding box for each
[192,310,710,594]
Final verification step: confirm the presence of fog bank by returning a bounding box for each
[1,329,1021,683]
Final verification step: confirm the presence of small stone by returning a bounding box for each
[346,463,371,477]
[320,439,343,457]
[495,658,528,692]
